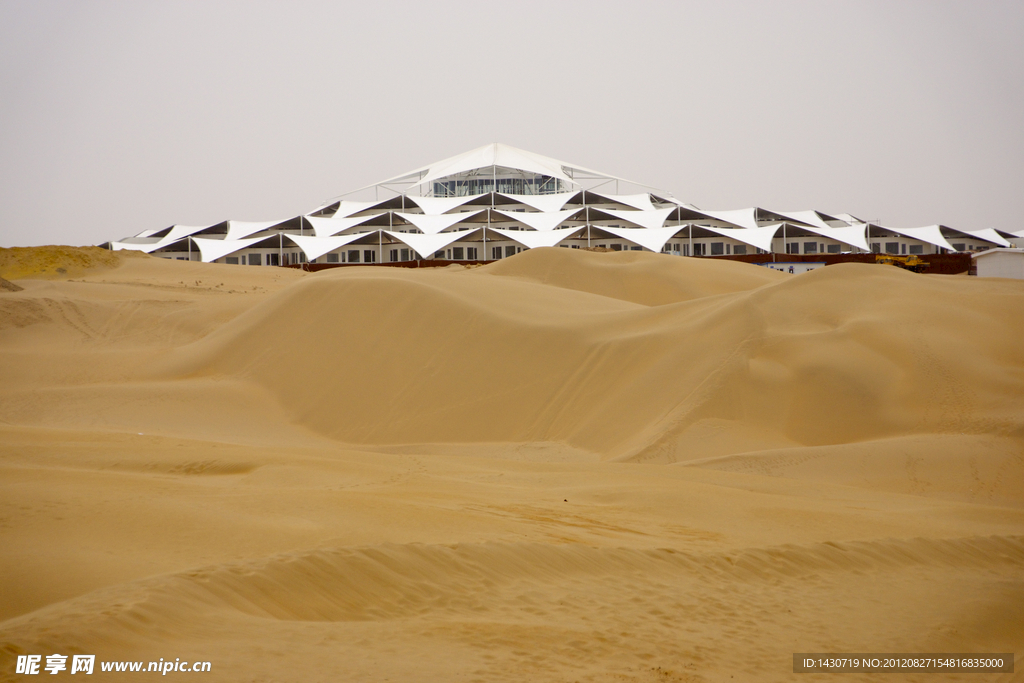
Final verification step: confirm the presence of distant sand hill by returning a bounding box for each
[1,246,1021,682]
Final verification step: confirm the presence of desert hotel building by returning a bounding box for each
[108,144,1018,266]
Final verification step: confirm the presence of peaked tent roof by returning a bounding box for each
[304,214,380,238]
[598,226,684,253]
[191,236,267,263]
[285,232,369,261]
[225,220,288,240]
[384,229,478,260]
[871,224,957,252]
[589,192,655,211]
[407,193,485,215]
[394,209,484,235]
[498,192,579,212]
[784,222,869,251]
[701,225,783,252]
[493,208,583,231]
[329,199,391,219]
[958,228,1011,248]
[773,210,849,230]
[594,207,676,230]
[489,226,585,249]
[692,208,760,230]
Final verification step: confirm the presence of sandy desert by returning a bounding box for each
[0,246,1021,682]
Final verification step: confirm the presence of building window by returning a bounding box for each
[505,246,516,257]
[610,244,622,251]
[804,242,817,254]
[348,250,360,263]
[226,257,238,264]
[467,247,477,260]
[871,243,880,253]
[327,253,339,263]
[909,244,924,254]
[711,242,724,255]
[734,244,747,255]
[452,247,464,260]
[885,242,899,254]
[401,248,410,261]
[901,243,907,254]
[827,244,841,254]
[389,249,398,262]
[267,253,279,266]
[363,250,375,263]
[248,253,261,266]
[952,243,965,251]
[492,246,502,259]
[786,242,799,254]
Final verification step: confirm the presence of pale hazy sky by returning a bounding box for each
[1,0,1022,247]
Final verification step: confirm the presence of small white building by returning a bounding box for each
[973,248,1024,279]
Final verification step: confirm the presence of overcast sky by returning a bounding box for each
[1,0,1022,247]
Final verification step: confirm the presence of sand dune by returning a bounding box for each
[1,247,1022,681]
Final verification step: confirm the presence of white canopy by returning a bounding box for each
[159,224,216,244]
[304,214,380,238]
[191,236,267,263]
[598,226,684,253]
[397,143,578,189]
[109,240,168,253]
[773,210,847,230]
[225,220,286,240]
[692,208,760,230]
[873,224,957,252]
[384,229,477,260]
[959,228,1011,248]
[489,226,584,249]
[700,224,783,253]
[493,208,583,231]
[329,199,390,219]
[782,222,870,251]
[284,232,369,261]
[407,193,485,215]
[589,192,655,211]
[593,207,676,230]
[394,209,484,235]
[498,192,579,212]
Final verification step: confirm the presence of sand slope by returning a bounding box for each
[1,247,1022,682]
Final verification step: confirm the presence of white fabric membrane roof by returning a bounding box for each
[304,214,379,238]
[595,207,676,230]
[499,192,579,212]
[394,209,484,235]
[286,233,369,261]
[192,236,267,263]
[407,193,485,215]
[489,226,585,250]
[870,224,956,252]
[493,208,583,231]
[384,229,478,260]
[598,226,683,253]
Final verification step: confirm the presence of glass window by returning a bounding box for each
[909,244,924,254]
[505,246,516,257]
[826,244,841,254]
[711,242,724,255]
[363,250,375,263]
[226,257,238,264]
[452,247,464,260]
[400,248,410,261]
[952,243,965,251]
[348,250,360,263]
[885,242,899,254]
[327,253,339,263]
[389,249,398,262]
[248,253,261,266]
[804,242,817,254]
[467,247,477,260]
[733,244,747,255]
[492,246,502,259]
[871,243,880,253]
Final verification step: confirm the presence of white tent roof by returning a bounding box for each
[692,208,760,230]
[304,214,380,238]
[398,144,577,189]
[700,224,783,252]
[490,226,585,249]
[590,192,655,211]
[407,193,485,215]
[594,207,676,230]
[498,192,579,212]
[329,199,390,219]
[160,224,216,243]
[191,236,267,263]
[782,222,869,251]
[959,228,1011,248]
[225,220,287,240]
[285,232,369,261]
[873,224,957,252]
[384,229,477,260]
[598,226,684,253]
[493,208,583,231]
[394,209,484,235]
[109,240,168,254]
[773,210,847,230]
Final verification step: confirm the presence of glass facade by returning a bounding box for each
[432,173,567,197]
